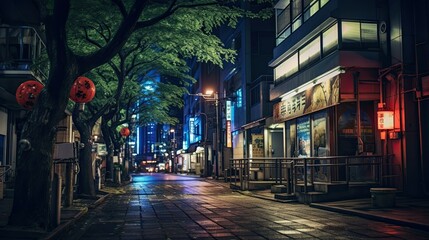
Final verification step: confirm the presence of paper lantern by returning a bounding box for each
[120,127,130,137]
[15,80,44,109]
[69,76,96,103]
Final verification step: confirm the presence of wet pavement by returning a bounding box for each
[1,173,429,239]
[57,173,429,240]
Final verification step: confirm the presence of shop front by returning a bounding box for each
[273,67,380,181]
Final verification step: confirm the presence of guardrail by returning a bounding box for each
[228,156,383,191]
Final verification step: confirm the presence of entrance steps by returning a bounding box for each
[273,182,378,204]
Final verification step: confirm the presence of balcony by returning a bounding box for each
[0,26,46,109]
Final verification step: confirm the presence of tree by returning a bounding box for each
[3,0,272,231]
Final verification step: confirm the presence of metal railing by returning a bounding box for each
[0,165,13,183]
[228,156,383,191]
[0,26,48,79]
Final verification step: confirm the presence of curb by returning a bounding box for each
[43,193,111,240]
[310,203,429,232]
[235,190,297,203]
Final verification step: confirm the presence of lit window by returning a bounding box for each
[235,88,243,108]
[275,52,299,82]
[361,23,378,47]
[322,23,338,54]
[304,0,319,21]
[292,18,302,32]
[342,21,360,45]
[321,0,329,7]
[299,37,320,68]
[342,21,378,48]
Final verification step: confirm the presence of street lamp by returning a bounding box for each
[188,90,220,178]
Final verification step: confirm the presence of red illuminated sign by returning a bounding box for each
[377,111,394,130]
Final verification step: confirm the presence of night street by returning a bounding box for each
[60,173,429,240]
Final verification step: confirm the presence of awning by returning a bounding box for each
[242,118,266,130]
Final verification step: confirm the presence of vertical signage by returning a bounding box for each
[226,100,231,120]
[226,120,232,147]
[226,100,232,147]
[189,117,195,142]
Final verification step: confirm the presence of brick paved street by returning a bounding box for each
[61,173,429,240]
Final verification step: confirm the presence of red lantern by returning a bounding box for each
[15,80,44,109]
[69,76,96,103]
[120,127,130,137]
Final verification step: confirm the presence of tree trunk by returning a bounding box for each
[101,119,114,180]
[8,82,75,230]
[77,127,96,197]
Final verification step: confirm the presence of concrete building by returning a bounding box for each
[269,0,429,197]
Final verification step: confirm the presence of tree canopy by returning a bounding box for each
[2,0,273,231]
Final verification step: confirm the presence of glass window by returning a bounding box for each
[297,116,310,157]
[277,6,291,35]
[303,0,319,21]
[322,23,338,55]
[299,37,320,68]
[303,0,314,8]
[292,0,303,19]
[321,0,329,7]
[312,111,328,157]
[342,21,379,49]
[286,121,297,157]
[361,23,378,47]
[274,52,299,82]
[342,21,361,47]
[235,88,243,108]
[276,27,291,46]
[292,18,302,32]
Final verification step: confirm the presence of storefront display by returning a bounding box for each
[312,111,328,157]
[286,122,296,157]
[297,117,310,157]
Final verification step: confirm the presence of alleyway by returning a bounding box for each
[61,173,429,239]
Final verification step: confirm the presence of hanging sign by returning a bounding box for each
[377,111,394,130]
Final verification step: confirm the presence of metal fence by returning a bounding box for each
[228,156,383,191]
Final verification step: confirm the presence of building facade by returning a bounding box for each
[0,25,47,169]
[269,0,429,197]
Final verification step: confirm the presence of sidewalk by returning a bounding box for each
[2,177,428,239]
[0,185,120,240]
[239,186,429,232]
